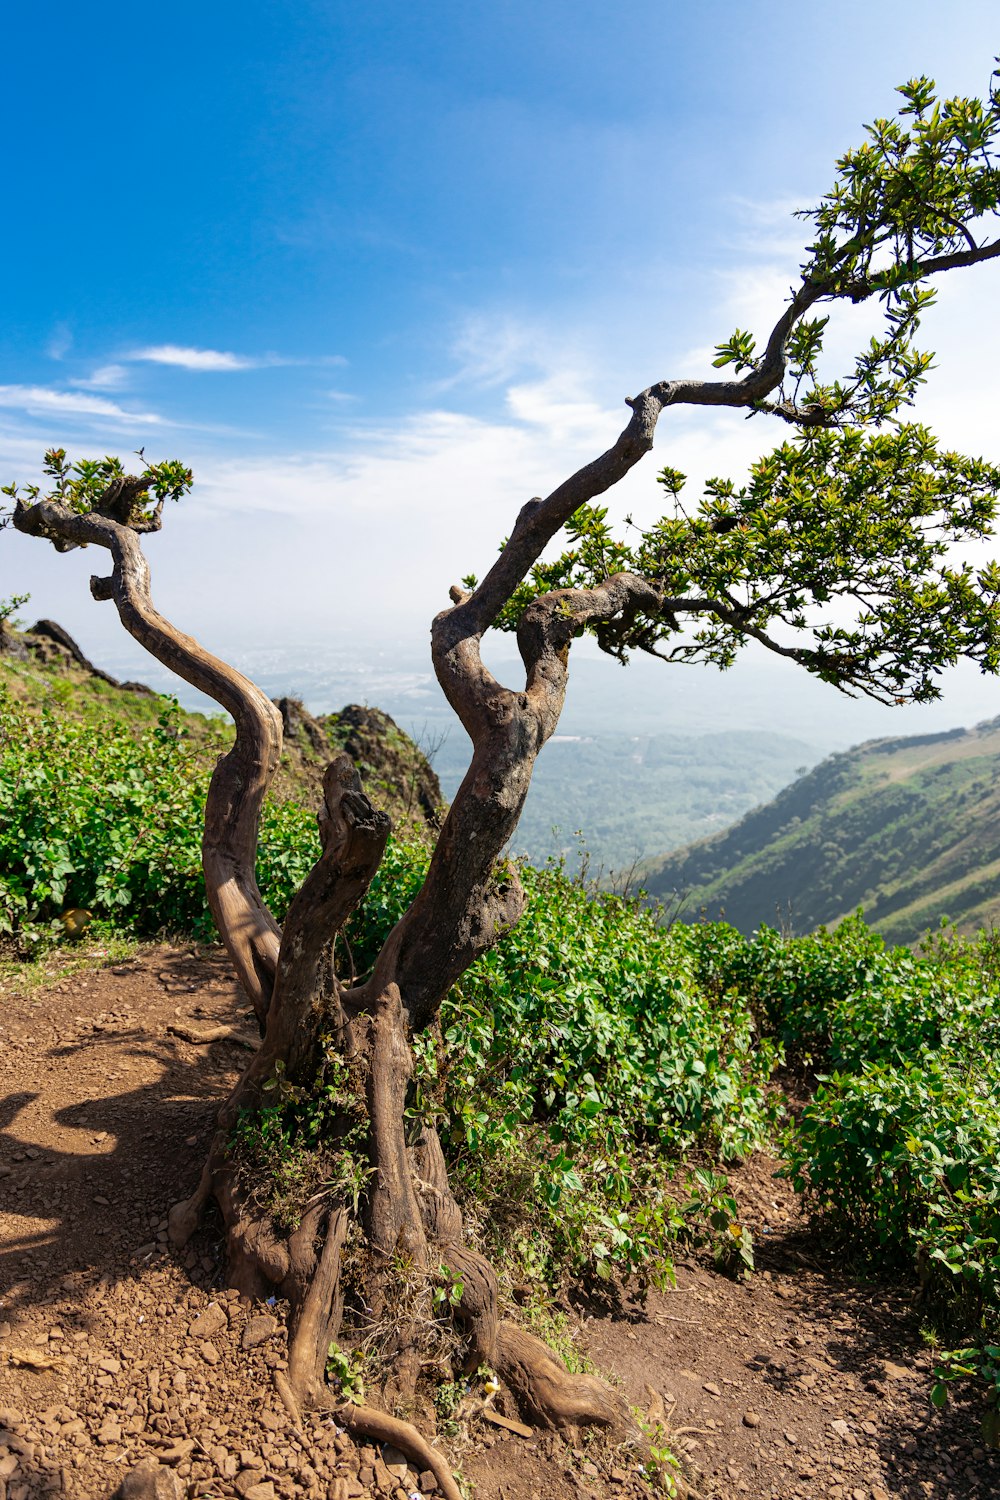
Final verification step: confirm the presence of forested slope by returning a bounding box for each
[641,717,1000,943]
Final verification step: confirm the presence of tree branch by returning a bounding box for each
[12,496,284,1022]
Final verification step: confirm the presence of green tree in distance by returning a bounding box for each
[7,67,1000,1487]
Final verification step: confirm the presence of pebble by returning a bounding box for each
[743,1412,760,1428]
[702,1381,721,1397]
[242,1314,279,1350]
[189,1304,227,1340]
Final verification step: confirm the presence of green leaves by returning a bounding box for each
[2,448,193,529]
[496,422,1000,704]
[0,686,319,949]
[711,328,758,372]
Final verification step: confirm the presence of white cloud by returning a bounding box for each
[128,345,347,372]
[130,345,265,372]
[0,385,165,425]
[70,364,129,392]
[440,314,545,390]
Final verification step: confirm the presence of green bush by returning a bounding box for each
[0,685,319,946]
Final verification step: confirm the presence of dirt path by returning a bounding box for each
[0,946,996,1499]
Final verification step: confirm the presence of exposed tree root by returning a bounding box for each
[328,1399,465,1500]
[494,1320,640,1444]
[166,1022,256,1047]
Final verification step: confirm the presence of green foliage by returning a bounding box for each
[1,447,192,529]
[0,684,319,949]
[737,915,1000,1430]
[229,1047,370,1231]
[681,1166,755,1279]
[401,862,781,1288]
[497,426,1000,703]
[325,1343,366,1402]
[0,592,30,626]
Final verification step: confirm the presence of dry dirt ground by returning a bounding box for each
[1,944,998,1500]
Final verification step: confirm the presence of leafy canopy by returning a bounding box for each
[484,70,1000,703]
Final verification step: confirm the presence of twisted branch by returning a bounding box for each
[11,497,283,1022]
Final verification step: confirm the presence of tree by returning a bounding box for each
[7,68,1000,1486]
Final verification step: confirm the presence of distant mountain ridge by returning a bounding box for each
[640,716,1000,945]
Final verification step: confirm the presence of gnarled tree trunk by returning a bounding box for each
[11,325,827,1471]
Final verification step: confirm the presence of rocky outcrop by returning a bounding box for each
[2,618,153,693]
[274,697,443,836]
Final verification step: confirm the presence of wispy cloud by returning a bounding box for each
[128,344,347,372]
[130,345,266,372]
[0,385,165,425]
[438,314,549,391]
[46,323,73,361]
[70,364,129,392]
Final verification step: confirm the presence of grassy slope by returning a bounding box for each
[0,636,440,837]
[640,717,1000,944]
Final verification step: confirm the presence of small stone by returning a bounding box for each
[419,1471,438,1494]
[784,1431,797,1445]
[235,1471,267,1498]
[242,1315,279,1351]
[189,1303,228,1339]
[99,1357,122,1375]
[702,1381,721,1397]
[742,1412,760,1428]
[872,1488,890,1500]
[243,1486,276,1500]
[830,1419,851,1438]
[200,1342,220,1365]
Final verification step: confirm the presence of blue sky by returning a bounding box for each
[4,1,1000,729]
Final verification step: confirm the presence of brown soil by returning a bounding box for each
[1,946,997,1500]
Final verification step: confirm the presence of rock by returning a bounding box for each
[872,1488,890,1500]
[235,1470,267,1498]
[702,1381,721,1397]
[382,1444,408,1478]
[200,1342,221,1365]
[111,1458,184,1499]
[243,1486,276,1500]
[742,1412,760,1428]
[242,1315,279,1350]
[189,1304,227,1340]
[830,1419,851,1438]
[419,1472,437,1494]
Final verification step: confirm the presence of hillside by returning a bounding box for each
[0,618,442,840]
[433,727,817,872]
[640,716,1000,944]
